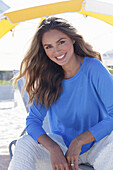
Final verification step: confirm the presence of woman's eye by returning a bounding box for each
[59,41,65,45]
[45,45,52,49]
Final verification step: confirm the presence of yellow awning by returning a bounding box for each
[0,18,18,38]
[1,0,113,39]
[79,5,113,26]
[4,0,83,23]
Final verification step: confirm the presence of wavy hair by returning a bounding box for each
[15,17,101,109]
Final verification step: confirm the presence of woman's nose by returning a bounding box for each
[54,46,60,54]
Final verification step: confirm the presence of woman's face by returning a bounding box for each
[42,29,75,67]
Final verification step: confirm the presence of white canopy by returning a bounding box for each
[85,0,113,16]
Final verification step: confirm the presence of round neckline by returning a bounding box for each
[63,56,87,82]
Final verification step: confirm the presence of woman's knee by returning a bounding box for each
[14,135,38,154]
[88,132,113,170]
[8,135,37,170]
[93,142,113,170]
[16,134,35,145]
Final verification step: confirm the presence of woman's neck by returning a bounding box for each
[64,56,83,79]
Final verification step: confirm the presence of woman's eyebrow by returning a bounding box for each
[56,37,66,43]
[43,43,51,47]
[43,37,66,47]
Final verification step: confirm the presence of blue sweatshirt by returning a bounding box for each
[26,56,113,154]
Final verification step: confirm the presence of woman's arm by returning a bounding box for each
[65,130,95,170]
[26,100,69,169]
[38,134,69,170]
[76,130,95,146]
[38,134,60,152]
[89,60,113,142]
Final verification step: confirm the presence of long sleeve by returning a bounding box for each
[89,59,113,142]
[26,100,47,142]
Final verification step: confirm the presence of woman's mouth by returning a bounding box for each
[56,54,66,61]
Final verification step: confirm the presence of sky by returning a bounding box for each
[0,0,113,70]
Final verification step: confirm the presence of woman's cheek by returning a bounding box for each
[63,43,71,51]
[46,51,52,59]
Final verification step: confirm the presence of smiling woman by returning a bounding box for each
[15,17,101,109]
[42,29,75,69]
[8,17,113,170]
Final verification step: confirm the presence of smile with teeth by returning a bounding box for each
[56,54,66,60]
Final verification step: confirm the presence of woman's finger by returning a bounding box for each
[64,162,70,170]
[65,164,70,170]
[55,164,59,170]
[75,157,78,170]
[52,164,55,170]
[66,156,71,167]
[60,164,64,170]
[59,162,69,170]
[70,157,76,170]
[65,166,70,170]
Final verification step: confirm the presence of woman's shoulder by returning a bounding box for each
[85,56,101,66]
[84,56,111,80]
[83,56,110,78]
[84,56,105,72]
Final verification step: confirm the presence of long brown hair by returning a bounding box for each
[15,17,101,109]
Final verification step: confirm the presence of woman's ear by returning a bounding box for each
[73,40,75,44]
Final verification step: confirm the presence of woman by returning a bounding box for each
[8,17,113,170]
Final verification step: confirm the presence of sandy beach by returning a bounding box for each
[0,89,27,170]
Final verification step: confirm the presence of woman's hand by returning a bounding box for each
[65,130,95,170]
[38,131,95,170]
[50,144,69,170]
[37,134,69,169]
[65,138,82,170]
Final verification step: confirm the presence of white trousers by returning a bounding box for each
[8,132,113,170]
